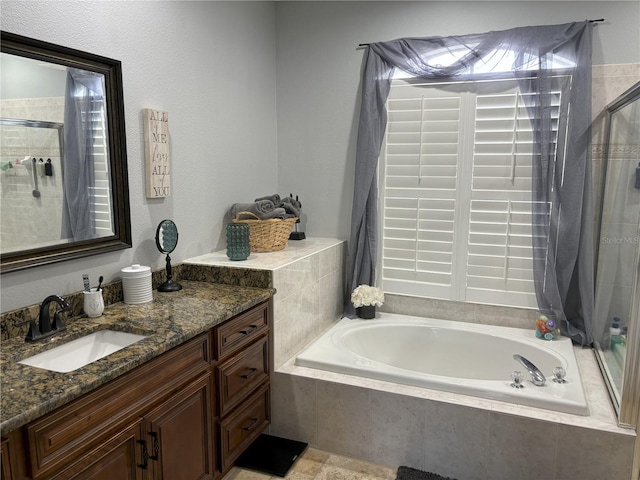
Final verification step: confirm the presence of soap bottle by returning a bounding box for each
[610,317,622,349]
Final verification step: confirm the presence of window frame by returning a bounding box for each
[377,74,571,309]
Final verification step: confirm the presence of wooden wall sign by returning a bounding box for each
[143,108,171,198]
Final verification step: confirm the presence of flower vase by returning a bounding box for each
[357,305,376,319]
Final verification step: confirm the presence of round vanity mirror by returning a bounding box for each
[156,219,179,254]
[155,219,182,292]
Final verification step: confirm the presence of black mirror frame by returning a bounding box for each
[0,31,132,273]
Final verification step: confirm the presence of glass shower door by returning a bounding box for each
[594,82,640,427]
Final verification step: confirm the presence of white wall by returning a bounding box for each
[2,1,639,313]
[275,1,640,240]
[1,0,278,311]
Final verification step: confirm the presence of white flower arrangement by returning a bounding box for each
[351,284,384,308]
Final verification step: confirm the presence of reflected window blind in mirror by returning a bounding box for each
[87,99,113,235]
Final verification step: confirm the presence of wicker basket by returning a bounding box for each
[232,212,298,252]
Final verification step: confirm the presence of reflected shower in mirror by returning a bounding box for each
[0,31,131,273]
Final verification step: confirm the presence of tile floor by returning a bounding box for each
[222,448,397,480]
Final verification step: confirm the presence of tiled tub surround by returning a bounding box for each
[184,237,347,369]
[273,348,636,480]
[0,279,274,434]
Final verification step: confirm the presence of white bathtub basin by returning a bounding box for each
[296,314,589,415]
[18,330,147,373]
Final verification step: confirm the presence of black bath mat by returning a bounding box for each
[235,433,308,477]
[396,466,458,480]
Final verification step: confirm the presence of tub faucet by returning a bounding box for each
[513,354,546,386]
[18,294,70,342]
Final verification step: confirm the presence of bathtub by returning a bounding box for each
[295,313,589,415]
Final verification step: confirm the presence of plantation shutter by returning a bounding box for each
[381,84,462,299]
[381,78,564,308]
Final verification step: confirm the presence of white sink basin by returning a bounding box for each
[18,330,147,373]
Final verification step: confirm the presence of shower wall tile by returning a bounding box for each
[591,62,640,249]
[0,98,65,251]
[592,63,640,121]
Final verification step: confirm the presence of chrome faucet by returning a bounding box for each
[513,354,546,386]
[18,294,70,342]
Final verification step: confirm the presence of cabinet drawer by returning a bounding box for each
[217,336,269,417]
[218,383,270,472]
[27,332,211,479]
[214,301,269,360]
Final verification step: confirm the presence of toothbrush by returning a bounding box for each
[82,274,91,292]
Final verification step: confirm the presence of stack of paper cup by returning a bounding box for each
[121,264,153,304]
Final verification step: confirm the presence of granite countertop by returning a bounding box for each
[0,280,274,435]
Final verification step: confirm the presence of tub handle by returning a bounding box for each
[513,354,546,386]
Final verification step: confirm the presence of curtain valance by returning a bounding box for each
[347,22,594,345]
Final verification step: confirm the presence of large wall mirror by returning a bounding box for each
[0,31,131,273]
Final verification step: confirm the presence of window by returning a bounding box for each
[379,77,568,308]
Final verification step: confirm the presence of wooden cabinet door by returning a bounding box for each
[1,437,12,480]
[144,372,215,480]
[57,420,146,480]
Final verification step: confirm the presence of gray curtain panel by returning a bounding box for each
[61,68,102,242]
[346,22,594,345]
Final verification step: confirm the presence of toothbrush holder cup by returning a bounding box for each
[83,288,104,317]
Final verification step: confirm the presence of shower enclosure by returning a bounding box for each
[594,81,640,429]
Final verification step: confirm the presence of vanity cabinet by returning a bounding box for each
[143,372,214,480]
[213,304,271,474]
[26,332,214,480]
[54,420,145,480]
[2,298,272,480]
[1,429,29,480]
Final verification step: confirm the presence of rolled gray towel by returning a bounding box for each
[232,200,274,216]
[232,203,287,220]
[281,197,301,217]
[281,202,300,217]
[255,193,281,205]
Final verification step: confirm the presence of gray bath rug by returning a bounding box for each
[396,466,458,480]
